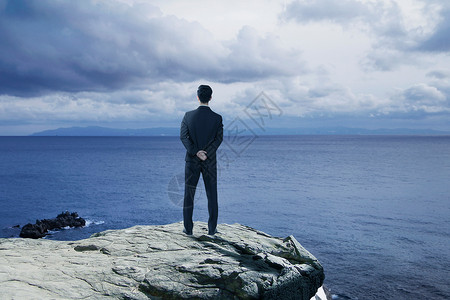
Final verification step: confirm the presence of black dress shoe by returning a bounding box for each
[183,229,193,235]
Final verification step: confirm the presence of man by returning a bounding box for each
[180,85,223,235]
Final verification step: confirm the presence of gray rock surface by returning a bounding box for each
[0,222,324,299]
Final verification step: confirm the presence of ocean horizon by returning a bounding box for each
[21,125,450,137]
[1,135,449,299]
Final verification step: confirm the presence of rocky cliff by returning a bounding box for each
[0,222,325,299]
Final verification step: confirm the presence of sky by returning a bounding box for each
[0,0,449,135]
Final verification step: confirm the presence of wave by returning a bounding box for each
[41,219,105,239]
[332,293,352,300]
[84,219,105,227]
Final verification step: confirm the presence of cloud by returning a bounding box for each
[0,79,202,125]
[240,74,450,122]
[282,0,375,24]
[281,0,449,71]
[386,83,450,116]
[0,0,304,97]
[281,0,405,71]
[360,48,415,72]
[281,0,408,36]
[403,83,446,104]
[226,76,387,119]
[415,7,450,52]
[427,70,450,79]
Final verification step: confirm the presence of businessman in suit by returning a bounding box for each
[180,85,223,235]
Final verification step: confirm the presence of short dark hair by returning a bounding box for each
[197,85,212,103]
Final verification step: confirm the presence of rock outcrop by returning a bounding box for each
[0,222,325,299]
[19,211,86,239]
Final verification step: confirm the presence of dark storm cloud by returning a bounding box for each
[0,0,154,96]
[0,0,304,97]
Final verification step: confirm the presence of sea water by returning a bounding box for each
[0,135,449,299]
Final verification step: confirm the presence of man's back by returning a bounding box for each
[181,106,223,162]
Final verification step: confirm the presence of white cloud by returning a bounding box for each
[382,82,450,116]
[281,0,447,70]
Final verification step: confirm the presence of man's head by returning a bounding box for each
[197,85,213,104]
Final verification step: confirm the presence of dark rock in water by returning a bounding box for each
[20,222,46,239]
[12,225,20,228]
[19,211,86,239]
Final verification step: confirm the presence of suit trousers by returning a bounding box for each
[183,160,218,234]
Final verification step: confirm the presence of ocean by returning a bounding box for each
[0,135,449,299]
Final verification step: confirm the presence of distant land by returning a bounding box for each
[29,126,450,136]
[31,126,180,136]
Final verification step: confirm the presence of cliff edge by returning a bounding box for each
[0,222,325,299]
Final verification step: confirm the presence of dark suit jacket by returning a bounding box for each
[180,106,223,162]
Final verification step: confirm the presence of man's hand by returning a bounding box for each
[196,150,207,161]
